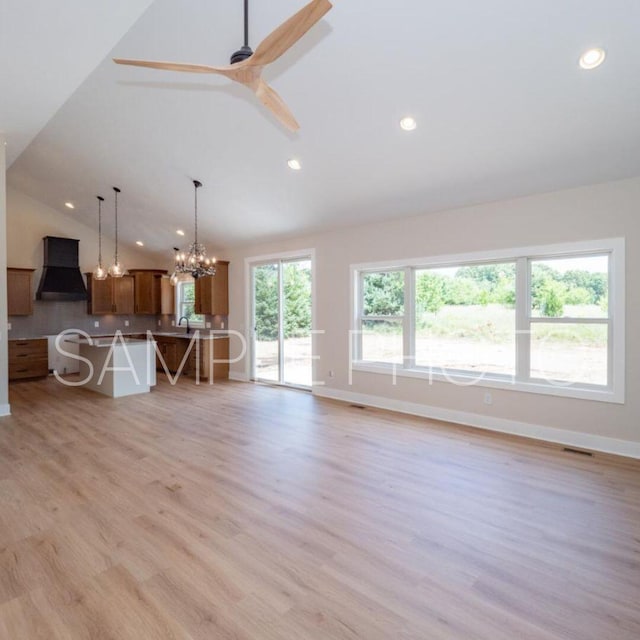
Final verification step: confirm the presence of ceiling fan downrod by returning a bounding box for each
[230,0,254,64]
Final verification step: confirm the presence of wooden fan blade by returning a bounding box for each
[250,0,332,67]
[113,58,234,77]
[255,80,300,132]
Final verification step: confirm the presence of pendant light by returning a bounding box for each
[171,179,216,282]
[93,196,108,280]
[108,186,126,277]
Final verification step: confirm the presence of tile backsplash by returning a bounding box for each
[8,300,227,338]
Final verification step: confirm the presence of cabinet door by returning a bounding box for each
[7,269,34,316]
[133,272,163,314]
[160,277,175,315]
[211,262,229,315]
[213,338,230,380]
[133,272,153,314]
[193,277,208,315]
[87,276,114,315]
[113,276,134,314]
[193,262,229,315]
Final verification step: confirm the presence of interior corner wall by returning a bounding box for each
[0,135,9,415]
[225,176,640,456]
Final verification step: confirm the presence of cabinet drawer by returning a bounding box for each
[9,357,49,380]
[9,339,47,359]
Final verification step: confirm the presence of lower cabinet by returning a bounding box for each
[9,339,48,380]
[154,336,229,380]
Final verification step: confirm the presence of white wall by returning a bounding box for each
[6,186,165,275]
[0,135,9,415]
[226,177,640,457]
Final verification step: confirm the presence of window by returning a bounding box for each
[359,271,405,364]
[177,279,204,326]
[352,239,624,403]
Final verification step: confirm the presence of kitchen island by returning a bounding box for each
[66,335,156,397]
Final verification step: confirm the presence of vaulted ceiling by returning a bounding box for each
[4,0,640,257]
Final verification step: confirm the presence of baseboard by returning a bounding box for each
[229,372,250,382]
[0,404,11,418]
[313,387,640,460]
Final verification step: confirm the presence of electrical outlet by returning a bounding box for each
[329,370,335,378]
[171,320,175,327]
[206,322,211,329]
[221,321,225,329]
[7,322,11,331]
[484,392,493,405]
[124,320,130,327]
[94,321,100,328]
[157,320,162,327]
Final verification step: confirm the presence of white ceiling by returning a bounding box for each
[5,0,640,258]
[0,0,154,165]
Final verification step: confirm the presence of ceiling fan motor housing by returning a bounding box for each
[230,45,254,65]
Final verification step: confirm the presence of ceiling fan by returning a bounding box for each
[113,0,332,132]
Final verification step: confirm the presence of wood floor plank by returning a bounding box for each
[0,376,638,639]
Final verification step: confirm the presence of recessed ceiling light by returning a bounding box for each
[65,202,75,209]
[579,48,606,70]
[400,116,417,131]
[287,158,302,171]
[136,241,144,247]
[176,229,185,236]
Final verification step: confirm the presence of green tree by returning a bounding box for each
[416,272,446,313]
[538,279,566,317]
[363,272,404,315]
[284,263,311,338]
[254,265,279,340]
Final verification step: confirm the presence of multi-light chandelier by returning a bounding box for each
[171,179,216,283]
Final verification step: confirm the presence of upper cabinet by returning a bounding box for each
[86,274,135,315]
[160,276,175,315]
[7,268,35,316]
[129,269,167,315]
[194,261,229,315]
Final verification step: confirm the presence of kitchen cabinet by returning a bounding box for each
[160,276,175,315]
[9,339,48,380]
[129,269,167,315]
[153,334,229,380]
[194,261,229,316]
[7,268,35,316]
[86,274,135,315]
[154,335,194,374]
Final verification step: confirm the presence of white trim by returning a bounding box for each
[0,404,10,417]
[313,386,640,459]
[229,372,250,382]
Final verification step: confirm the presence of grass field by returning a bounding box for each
[363,304,608,385]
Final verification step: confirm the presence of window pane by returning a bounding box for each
[179,282,204,324]
[531,255,608,319]
[363,271,404,316]
[415,264,516,375]
[530,323,608,386]
[361,319,403,364]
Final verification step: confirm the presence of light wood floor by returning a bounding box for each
[1,376,639,639]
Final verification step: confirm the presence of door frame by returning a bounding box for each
[245,249,316,388]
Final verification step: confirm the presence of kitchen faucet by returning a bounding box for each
[178,316,191,334]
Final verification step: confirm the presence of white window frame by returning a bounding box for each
[351,238,625,404]
[176,278,205,328]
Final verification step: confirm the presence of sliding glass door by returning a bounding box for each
[252,257,312,388]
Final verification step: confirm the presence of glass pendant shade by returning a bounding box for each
[109,186,126,278]
[93,196,108,280]
[172,179,216,281]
